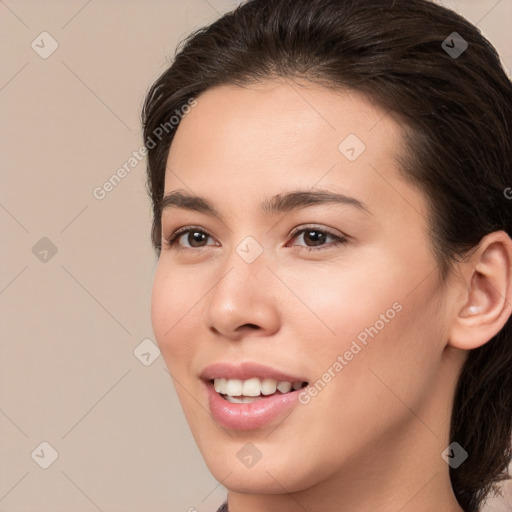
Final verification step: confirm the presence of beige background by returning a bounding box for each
[1,0,511,511]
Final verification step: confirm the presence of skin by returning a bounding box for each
[151,79,512,512]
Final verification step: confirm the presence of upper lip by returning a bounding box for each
[200,361,308,383]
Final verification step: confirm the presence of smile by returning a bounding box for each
[200,362,310,430]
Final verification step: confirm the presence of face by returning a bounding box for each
[151,80,453,493]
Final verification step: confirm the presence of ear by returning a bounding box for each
[448,230,512,350]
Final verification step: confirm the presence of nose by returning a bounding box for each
[204,246,281,341]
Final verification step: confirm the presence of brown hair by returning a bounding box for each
[141,0,512,510]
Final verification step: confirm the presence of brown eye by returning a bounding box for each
[302,230,327,246]
[166,227,216,250]
[187,231,209,247]
[288,226,348,252]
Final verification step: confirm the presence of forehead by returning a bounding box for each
[164,79,428,226]
[167,79,399,171]
[170,80,395,158]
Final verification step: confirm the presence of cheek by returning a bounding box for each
[276,258,403,352]
[280,254,442,401]
[150,262,198,374]
[303,272,444,436]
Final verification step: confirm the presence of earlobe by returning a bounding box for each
[448,231,512,350]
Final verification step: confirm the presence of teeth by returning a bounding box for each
[225,395,261,404]
[213,377,306,397]
[225,379,243,396]
[261,378,277,395]
[214,378,226,393]
[242,377,261,397]
[277,381,292,393]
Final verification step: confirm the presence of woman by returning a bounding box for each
[142,0,512,511]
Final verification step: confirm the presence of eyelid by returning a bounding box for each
[287,224,346,242]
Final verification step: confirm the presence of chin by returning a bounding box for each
[209,464,311,495]
[197,436,330,495]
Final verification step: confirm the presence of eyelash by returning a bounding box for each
[163,225,348,253]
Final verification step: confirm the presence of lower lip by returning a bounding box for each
[203,380,305,431]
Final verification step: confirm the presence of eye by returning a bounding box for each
[163,225,348,252]
[163,226,217,250]
[286,225,348,252]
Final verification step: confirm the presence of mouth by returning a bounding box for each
[199,361,310,430]
[211,377,309,403]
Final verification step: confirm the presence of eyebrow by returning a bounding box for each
[161,189,371,221]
